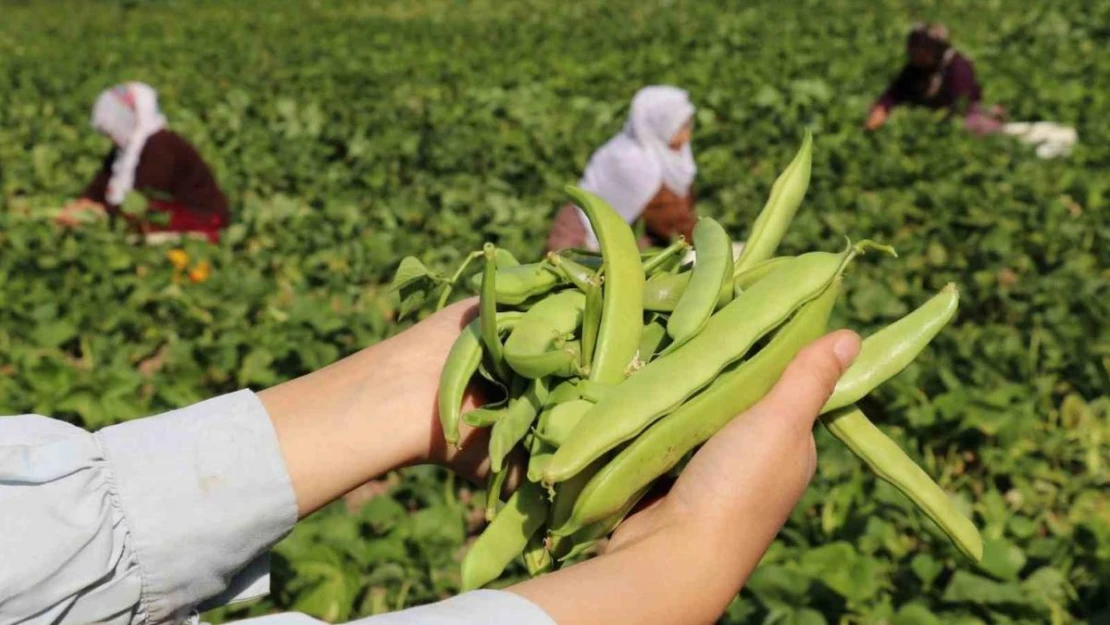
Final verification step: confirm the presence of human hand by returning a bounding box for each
[865,106,889,131]
[261,297,520,518]
[511,330,861,625]
[55,199,106,226]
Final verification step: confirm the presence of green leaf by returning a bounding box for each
[891,603,943,625]
[31,321,77,347]
[942,571,1030,606]
[798,542,883,603]
[910,554,944,587]
[978,537,1027,581]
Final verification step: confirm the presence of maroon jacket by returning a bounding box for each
[82,129,229,223]
[876,52,982,113]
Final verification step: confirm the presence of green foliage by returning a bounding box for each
[1,0,1108,623]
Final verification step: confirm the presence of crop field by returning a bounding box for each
[1,0,1108,623]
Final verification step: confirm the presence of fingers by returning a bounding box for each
[748,329,860,431]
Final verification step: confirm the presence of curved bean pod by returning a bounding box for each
[554,279,840,534]
[733,255,793,289]
[489,377,548,473]
[580,276,603,371]
[551,485,650,563]
[504,290,586,378]
[461,481,548,591]
[438,311,522,447]
[463,405,506,428]
[820,404,983,562]
[734,129,813,273]
[470,262,562,305]
[566,186,644,385]
[485,464,508,521]
[666,217,734,347]
[822,283,958,413]
[538,398,593,448]
[543,248,857,484]
[480,244,511,381]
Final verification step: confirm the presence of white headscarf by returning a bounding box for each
[90,82,167,206]
[576,85,697,249]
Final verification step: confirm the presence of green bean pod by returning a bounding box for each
[666,217,734,348]
[643,271,732,312]
[461,481,548,591]
[554,279,840,534]
[733,255,793,289]
[480,244,511,381]
[544,247,862,484]
[820,404,983,562]
[489,377,548,473]
[485,465,508,521]
[551,485,650,563]
[494,247,520,268]
[734,130,814,273]
[463,405,507,428]
[566,186,644,385]
[526,421,556,483]
[544,378,583,408]
[822,283,958,413]
[504,290,586,378]
[538,399,593,448]
[438,311,522,447]
[470,262,562,305]
[580,276,603,371]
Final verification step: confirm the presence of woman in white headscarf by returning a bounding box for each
[57,82,230,243]
[547,85,697,252]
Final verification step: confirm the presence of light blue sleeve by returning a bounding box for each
[225,590,556,625]
[0,390,298,625]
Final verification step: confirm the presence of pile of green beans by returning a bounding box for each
[399,131,983,591]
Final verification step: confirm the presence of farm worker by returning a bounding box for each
[0,297,862,625]
[865,24,1078,158]
[57,82,231,243]
[865,23,1007,134]
[547,85,697,252]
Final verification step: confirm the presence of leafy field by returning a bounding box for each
[2,0,1109,623]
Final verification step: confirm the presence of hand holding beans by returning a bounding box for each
[391,130,982,600]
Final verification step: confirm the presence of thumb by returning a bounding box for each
[749,329,861,430]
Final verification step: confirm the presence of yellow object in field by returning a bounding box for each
[188,261,211,284]
[167,249,189,271]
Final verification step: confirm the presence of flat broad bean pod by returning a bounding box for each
[733,129,813,273]
[732,256,793,291]
[543,246,864,484]
[666,217,734,349]
[489,377,549,473]
[470,262,562,305]
[822,283,958,413]
[461,481,548,591]
[820,404,983,561]
[555,278,840,535]
[438,311,523,447]
[479,244,512,382]
[565,186,644,385]
[504,289,586,379]
[642,269,733,313]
